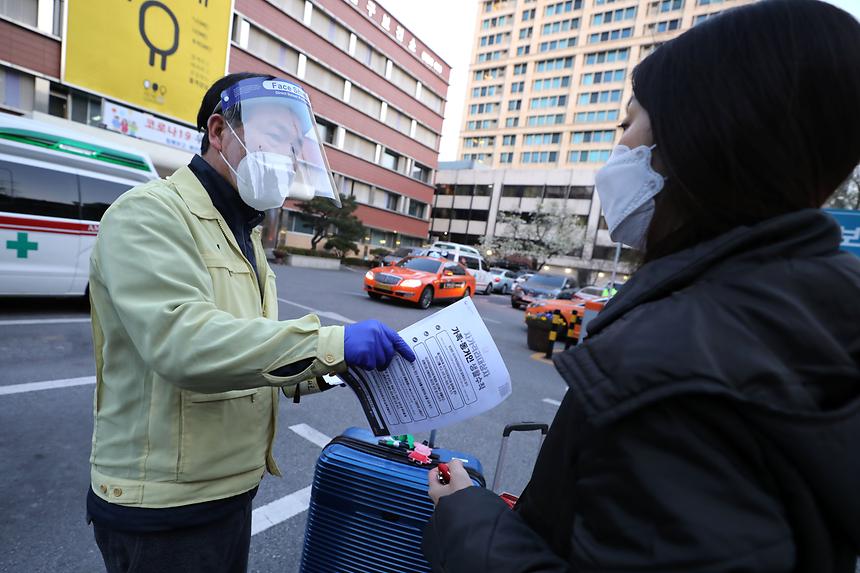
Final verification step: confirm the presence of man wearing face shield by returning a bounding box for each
[86,73,415,573]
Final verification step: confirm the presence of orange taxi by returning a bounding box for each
[364,256,476,309]
[525,293,612,341]
[525,294,587,340]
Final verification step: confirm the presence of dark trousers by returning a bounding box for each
[92,499,252,573]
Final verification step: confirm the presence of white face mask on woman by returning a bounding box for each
[594,144,665,250]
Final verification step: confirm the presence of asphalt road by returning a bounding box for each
[0,264,568,573]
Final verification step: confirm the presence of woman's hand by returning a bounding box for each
[427,459,473,506]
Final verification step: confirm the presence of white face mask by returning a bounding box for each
[595,144,665,250]
[220,124,305,211]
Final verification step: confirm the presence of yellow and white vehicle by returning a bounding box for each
[427,241,494,294]
[0,113,158,296]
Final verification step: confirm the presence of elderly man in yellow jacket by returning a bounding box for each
[86,73,414,573]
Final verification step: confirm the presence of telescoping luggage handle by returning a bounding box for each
[491,422,549,493]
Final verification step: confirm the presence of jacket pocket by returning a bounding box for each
[179,388,269,482]
[201,253,252,275]
[200,253,257,314]
[187,388,258,403]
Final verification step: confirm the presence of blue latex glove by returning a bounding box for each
[343,320,416,371]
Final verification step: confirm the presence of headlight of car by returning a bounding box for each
[365,271,375,280]
[400,279,422,288]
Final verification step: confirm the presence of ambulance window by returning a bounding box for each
[79,176,132,221]
[0,160,78,219]
[445,264,467,276]
[461,256,480,270]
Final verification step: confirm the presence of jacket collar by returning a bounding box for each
[585,209,842,339]
[167,164,221,221]
[552,208,848,426]
[187,155,263,231]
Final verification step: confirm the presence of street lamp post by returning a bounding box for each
[609,242,622,286]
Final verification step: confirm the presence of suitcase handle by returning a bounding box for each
[502,423,549,437]
[492,422,549,493]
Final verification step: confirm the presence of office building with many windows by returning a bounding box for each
[0,0,448,252]
[430,0,754,282]
[459,0,753,168]
[432,162,641,283]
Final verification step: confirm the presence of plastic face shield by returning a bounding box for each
[220,78,341,207]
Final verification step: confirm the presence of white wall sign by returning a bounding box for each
[102,101,203,153]
[342,0,448,78]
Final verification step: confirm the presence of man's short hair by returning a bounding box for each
[197,72,275,154]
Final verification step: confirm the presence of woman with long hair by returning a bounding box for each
[424,1,860,571]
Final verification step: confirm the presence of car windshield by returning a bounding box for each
[527,274,566,289]
[391,247,412,258]
[396,258,441,273]
[490,268,508,274]
[581,287,603,296]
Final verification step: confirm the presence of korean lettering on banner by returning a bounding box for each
[843,226,860,250]
[103,100,203,153]
[824,209,860,257]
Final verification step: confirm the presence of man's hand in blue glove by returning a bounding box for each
[343,320,416,371]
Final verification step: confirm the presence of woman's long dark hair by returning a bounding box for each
[633,0,860,262]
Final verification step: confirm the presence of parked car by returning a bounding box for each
[572,285,604,302]
[364,256,476,309]
[381,246,424,266]
[510,273,577,309]
[489,267,517,294]
[514,271,534,286]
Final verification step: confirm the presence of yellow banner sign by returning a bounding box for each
[64,0,232,125]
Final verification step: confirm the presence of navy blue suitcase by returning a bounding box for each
[300,427,485,573]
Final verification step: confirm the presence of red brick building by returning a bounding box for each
[0,0,449,252]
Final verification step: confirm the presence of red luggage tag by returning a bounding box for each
[499,492,519,509]
[436,462,451,485]
[408,450,431,464]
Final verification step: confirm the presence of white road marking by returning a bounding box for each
[277,298,356,324]
[289,423,333,448]
[249,424,333,535]
[0,374,328,535]
[542,398,561,407]
[251,486,313,536]
[0,376,95,396]
[0,317,91,326]
[482,317,502,324]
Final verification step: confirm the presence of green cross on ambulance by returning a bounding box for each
[0,113,158,296]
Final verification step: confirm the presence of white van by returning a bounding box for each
[0,113,159,296]
[427,241,494,294]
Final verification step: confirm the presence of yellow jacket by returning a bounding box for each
[88,165,345,508]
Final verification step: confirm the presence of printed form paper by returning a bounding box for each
[337,297,512,436]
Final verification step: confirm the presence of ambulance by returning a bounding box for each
[0,113,159,296]
[427,241,494,294]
